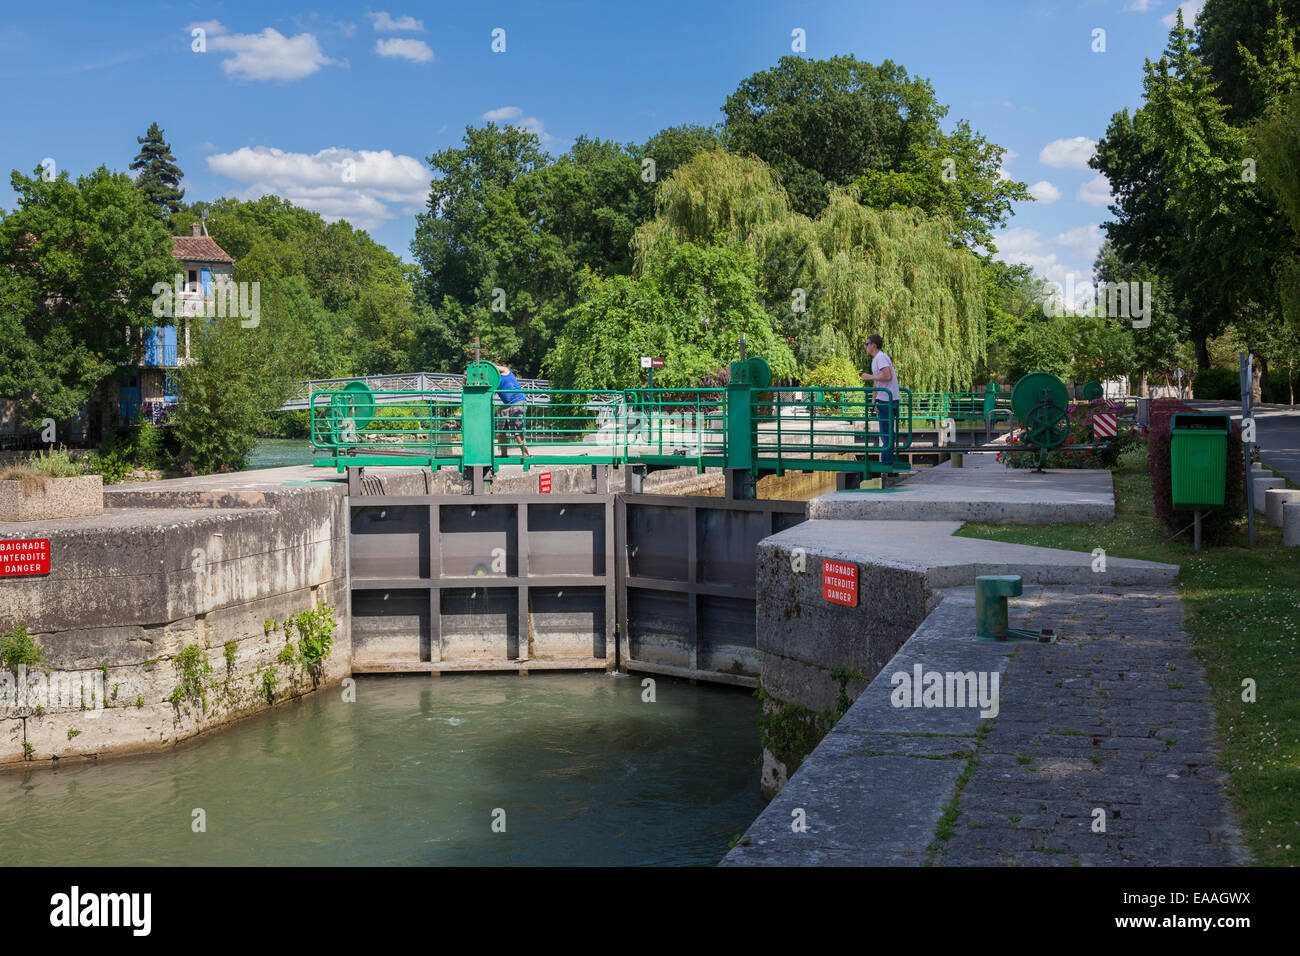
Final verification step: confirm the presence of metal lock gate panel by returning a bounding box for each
[347,491,807,683]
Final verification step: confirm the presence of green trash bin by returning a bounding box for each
[1170,413,1229,509]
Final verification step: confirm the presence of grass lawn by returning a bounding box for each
[956,446,1299,866]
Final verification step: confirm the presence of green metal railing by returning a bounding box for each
[753,387,912,478]
[907,385,1009,426]
[309,356,916,478]
[309,389,463,458]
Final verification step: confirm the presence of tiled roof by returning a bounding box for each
[172,235,233,263]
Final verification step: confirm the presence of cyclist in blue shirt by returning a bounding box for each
[494,363,530,457]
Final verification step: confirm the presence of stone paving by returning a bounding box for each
[935,585,1247,866]
[725,584,1249,866]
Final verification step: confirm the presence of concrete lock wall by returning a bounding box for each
[0,486,350,767]
[754,538,938,799]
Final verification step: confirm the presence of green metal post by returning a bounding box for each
[975,574,1021,640]
[462,360,500,468]
[725,359,753,474]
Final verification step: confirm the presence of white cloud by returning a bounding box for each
[369,11,425,32]
[1123,0,1159,12]
[482,106,523,122]
[993,226,1101,291]
[375,38,433,63]
[997,148,1018,182]
[206,146,429,230]
[191,21,343,81]
[1162,1,1204,27]
[1028,180,1061,203]
[1076,174,1114,206]
[480,106,563,147]
[1054,224,1103,254]
[1039,136,1096,170]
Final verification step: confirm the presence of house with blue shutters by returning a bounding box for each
[115,223,234,425]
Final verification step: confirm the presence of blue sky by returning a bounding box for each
[0,0,1205,284]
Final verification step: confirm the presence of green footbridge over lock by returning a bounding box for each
[305,353,1018,494]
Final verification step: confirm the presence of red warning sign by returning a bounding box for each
[822,559,857,607]
[1093,413,1117,439]
[0,538,50,577]
[539,472,552,493]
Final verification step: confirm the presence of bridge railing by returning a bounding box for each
[287,372,552,410]
[620,388,728,462]
[755,387,913,472]
[504,390,627,457]
[308,375,917,476]
[309,390,464,454]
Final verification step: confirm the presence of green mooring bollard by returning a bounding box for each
[975,574,1056,643]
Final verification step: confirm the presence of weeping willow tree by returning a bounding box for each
[632,149,986,392]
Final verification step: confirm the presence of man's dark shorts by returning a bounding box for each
[500,403,525,430]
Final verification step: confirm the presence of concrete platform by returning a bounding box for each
[809,454,1115,525]
[763,519,1178,588]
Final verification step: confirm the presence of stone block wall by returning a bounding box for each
[0,486,349,767]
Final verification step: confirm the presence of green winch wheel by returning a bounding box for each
[1082,380,1104,401]
[464,360,501,390]
[330,380,376,442]
[1010,371,1069,427]
[1024,399,1069,450]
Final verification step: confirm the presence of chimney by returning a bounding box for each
[190,222,202,237]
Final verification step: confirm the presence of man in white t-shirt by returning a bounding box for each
[860,334,900,467]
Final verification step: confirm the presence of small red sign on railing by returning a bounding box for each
[539,472,552,493]
[0,538,50,577]
[822,559,857,606]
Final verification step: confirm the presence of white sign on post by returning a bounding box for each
[640,357,652,369]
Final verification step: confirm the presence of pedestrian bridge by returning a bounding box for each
[307,355,918,489]
[280,371,553,411]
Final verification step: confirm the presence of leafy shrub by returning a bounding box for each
[1148,398,1244,546]
[1266,368,1298,404]
[804,353,863,407]
[261,667,279,703]
[133,423,167,470]
[0,624,48,669]
[288,605,336,684]
[166,643,213,712]
[86,433,136,484]
[263,410,311,439]
[29,448,85,478]
[997,400,1142,469]
[1191,366,1239,400]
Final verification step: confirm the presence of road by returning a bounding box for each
[1188,401,1300,485]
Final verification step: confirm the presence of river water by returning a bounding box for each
[247,438,314,469]
[0,673,763,866]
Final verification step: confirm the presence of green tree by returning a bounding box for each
[981,260,1053,382]
[545,241,795,390]
[721,55,1028,247]
[130,123,186,221]
[1139,12,1285,366]
[172,314,306,473]
[0,166,174,435]
[1093,241,1190,395]
[1196,0,1300,122]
